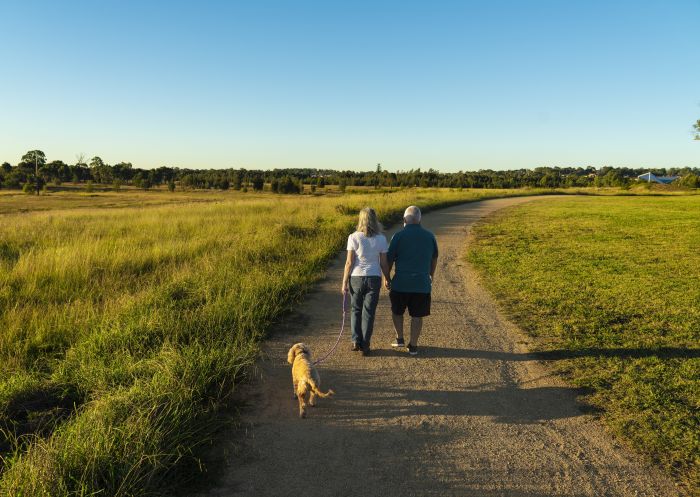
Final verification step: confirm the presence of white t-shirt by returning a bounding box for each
[347,231,388,277]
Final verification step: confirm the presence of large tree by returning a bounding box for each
[21,150,46,168]
[19,150,46,194]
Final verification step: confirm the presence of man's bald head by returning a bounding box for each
[403,205,421,224]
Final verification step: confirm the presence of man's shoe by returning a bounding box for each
[351,342,361,352]
[361,345,371,357]
[407,344,418,356]
[391,338,405,348]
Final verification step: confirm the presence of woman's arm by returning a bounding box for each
[342,250,355,294]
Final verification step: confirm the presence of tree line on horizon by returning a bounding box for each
[2,150,699,193]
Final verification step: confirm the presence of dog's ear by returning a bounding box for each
[301,343,311,358]
[287,344,299,364]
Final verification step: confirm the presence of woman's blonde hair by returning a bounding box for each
[356,207,383,237]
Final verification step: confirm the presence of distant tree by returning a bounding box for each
[1,162,11,173]
[21,150,46,168]
[89,156,104,169]
[3,171,22,189]
[694,119,700,140]
[270,178,279,193]
[71,154,90,183]
[20,150,46,195]
[89,156,113,184]
[168,180,176,192]
[113,162,133,181]
[252,176,264,191]
[601,169,625,187]
[277,176,301,194]
[338,178,347,192]
[316,176,325,188]
[132,172,143,188]
[232,173,242,190]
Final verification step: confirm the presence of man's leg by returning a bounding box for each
[392,313,404,341]
[409,317,423,347]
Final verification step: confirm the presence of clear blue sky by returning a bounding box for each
[1,0,698,172]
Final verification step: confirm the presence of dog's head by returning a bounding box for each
[287,343,311,364]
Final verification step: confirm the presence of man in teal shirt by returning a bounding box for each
[386,206,438,356]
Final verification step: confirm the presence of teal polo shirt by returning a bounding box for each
[387,224,439,294]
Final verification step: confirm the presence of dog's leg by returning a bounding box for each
[292,381,298,400]
[297,389,307,418]
[309,391,317,407]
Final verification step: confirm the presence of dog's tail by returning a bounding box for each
[308,379,334,398]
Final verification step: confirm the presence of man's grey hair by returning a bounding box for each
[403,205,421,224]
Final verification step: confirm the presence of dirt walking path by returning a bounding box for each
[199,197,679,497]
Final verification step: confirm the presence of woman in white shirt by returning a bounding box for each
[342,207,391,356]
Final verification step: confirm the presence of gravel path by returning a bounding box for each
[199,196,679,497]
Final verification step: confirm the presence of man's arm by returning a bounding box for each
[384,234,398,291]
[380,252,391,290]
[430,235,438,279]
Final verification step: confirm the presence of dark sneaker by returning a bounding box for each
[361,345,371,357]
[391,338,405,348]
[351,342,361,352]
[407,344,418,356]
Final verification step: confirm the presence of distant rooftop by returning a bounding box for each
[637,172,678,184]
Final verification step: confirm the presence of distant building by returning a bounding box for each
[637,172,678,184]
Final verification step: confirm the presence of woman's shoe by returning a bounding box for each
[351,342,361,351]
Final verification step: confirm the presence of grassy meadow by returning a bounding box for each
[468,195,700,490]
[0,186,561,496]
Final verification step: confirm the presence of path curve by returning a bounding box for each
[199,196,679,497]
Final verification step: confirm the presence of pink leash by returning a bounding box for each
[313,293,347,366]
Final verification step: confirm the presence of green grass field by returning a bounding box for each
[0,187,562,496]
[468,195,700,490]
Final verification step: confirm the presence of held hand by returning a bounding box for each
[383,279,391,291]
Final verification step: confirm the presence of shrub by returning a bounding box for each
[677,174,699,189]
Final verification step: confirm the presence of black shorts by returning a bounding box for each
[390,291,431,318]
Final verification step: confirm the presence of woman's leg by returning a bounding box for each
[349,276,364,347]
[361,276,381,348]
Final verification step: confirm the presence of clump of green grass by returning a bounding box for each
[468,196,700,491]
[0,187,561,495]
